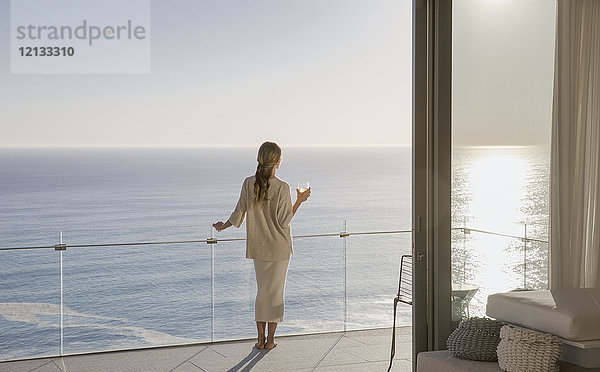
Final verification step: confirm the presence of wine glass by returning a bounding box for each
[297,181,310,193]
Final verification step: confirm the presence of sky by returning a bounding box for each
[0,0,555,147]
[453,0,556,146]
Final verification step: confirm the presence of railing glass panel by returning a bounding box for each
[62,241,211,354]
[345,218,411,330]
[0,248,60,360]
[213,239,256,341]
[280,234,344,335]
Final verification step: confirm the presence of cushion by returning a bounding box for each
[447,317,504,361]
[497,325,562,372]
[486,288,600,341]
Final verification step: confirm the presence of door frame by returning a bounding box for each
[412,0,452,368]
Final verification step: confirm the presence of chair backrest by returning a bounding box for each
[398,254,412,305]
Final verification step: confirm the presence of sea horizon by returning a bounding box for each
[0,144,550,149]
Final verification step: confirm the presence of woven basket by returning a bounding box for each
[447,317,505,361]
[497,325,562,372]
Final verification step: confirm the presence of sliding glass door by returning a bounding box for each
[450,0,556,328]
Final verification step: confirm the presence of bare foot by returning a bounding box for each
[264,340,277,350]
[255,337,265,349]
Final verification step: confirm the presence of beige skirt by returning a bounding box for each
[253,259,290,323]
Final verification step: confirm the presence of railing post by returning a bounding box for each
[55,231,65,356]
[463,217,467,283]
[523,223,527,290]
[342,220,347,332]
[209,227,216,342]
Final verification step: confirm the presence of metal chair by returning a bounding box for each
[388,254,413,372]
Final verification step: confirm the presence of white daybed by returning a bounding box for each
[487,288,600,369]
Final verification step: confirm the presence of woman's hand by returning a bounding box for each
[293,188,311,216]
[213,221,230,232]
[296,187,311,203]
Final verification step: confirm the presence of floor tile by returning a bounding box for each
[367,359,413,372]
[314,362,375,372]
[62,345,204,372]
[334,336,367,348]
[0,359,57,372]
[171,361,203,371]
[345,327,412,346]
[32,360,63,372]
[317,348,367,367]
[189,347,242,372]
[342,343,409,363]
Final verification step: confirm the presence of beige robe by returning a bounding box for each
[228,176,293,261]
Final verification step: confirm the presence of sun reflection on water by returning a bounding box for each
[452,146,549,317]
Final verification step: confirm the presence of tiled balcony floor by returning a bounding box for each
[0,327,412,372]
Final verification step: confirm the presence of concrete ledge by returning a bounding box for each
[416,350,502,372]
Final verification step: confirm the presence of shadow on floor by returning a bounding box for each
[227,346,270,372]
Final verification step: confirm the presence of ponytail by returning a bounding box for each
[254,141,281,205]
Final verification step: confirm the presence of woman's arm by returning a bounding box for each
[214,179,248,232]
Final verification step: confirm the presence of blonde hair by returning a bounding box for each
[254,141,281,205]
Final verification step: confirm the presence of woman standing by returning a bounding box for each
[213,141,310,350]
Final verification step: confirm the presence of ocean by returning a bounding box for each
[0,146,548,360]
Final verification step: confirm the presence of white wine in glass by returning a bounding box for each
[298,182,310,193]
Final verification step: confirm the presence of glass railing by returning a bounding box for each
[451,218,549,319]
[0,220,411,361]
[0,218,549,361]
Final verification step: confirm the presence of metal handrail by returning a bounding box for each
[451,227,548,244]
[0,226,549,252]
[0,229,413,251]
